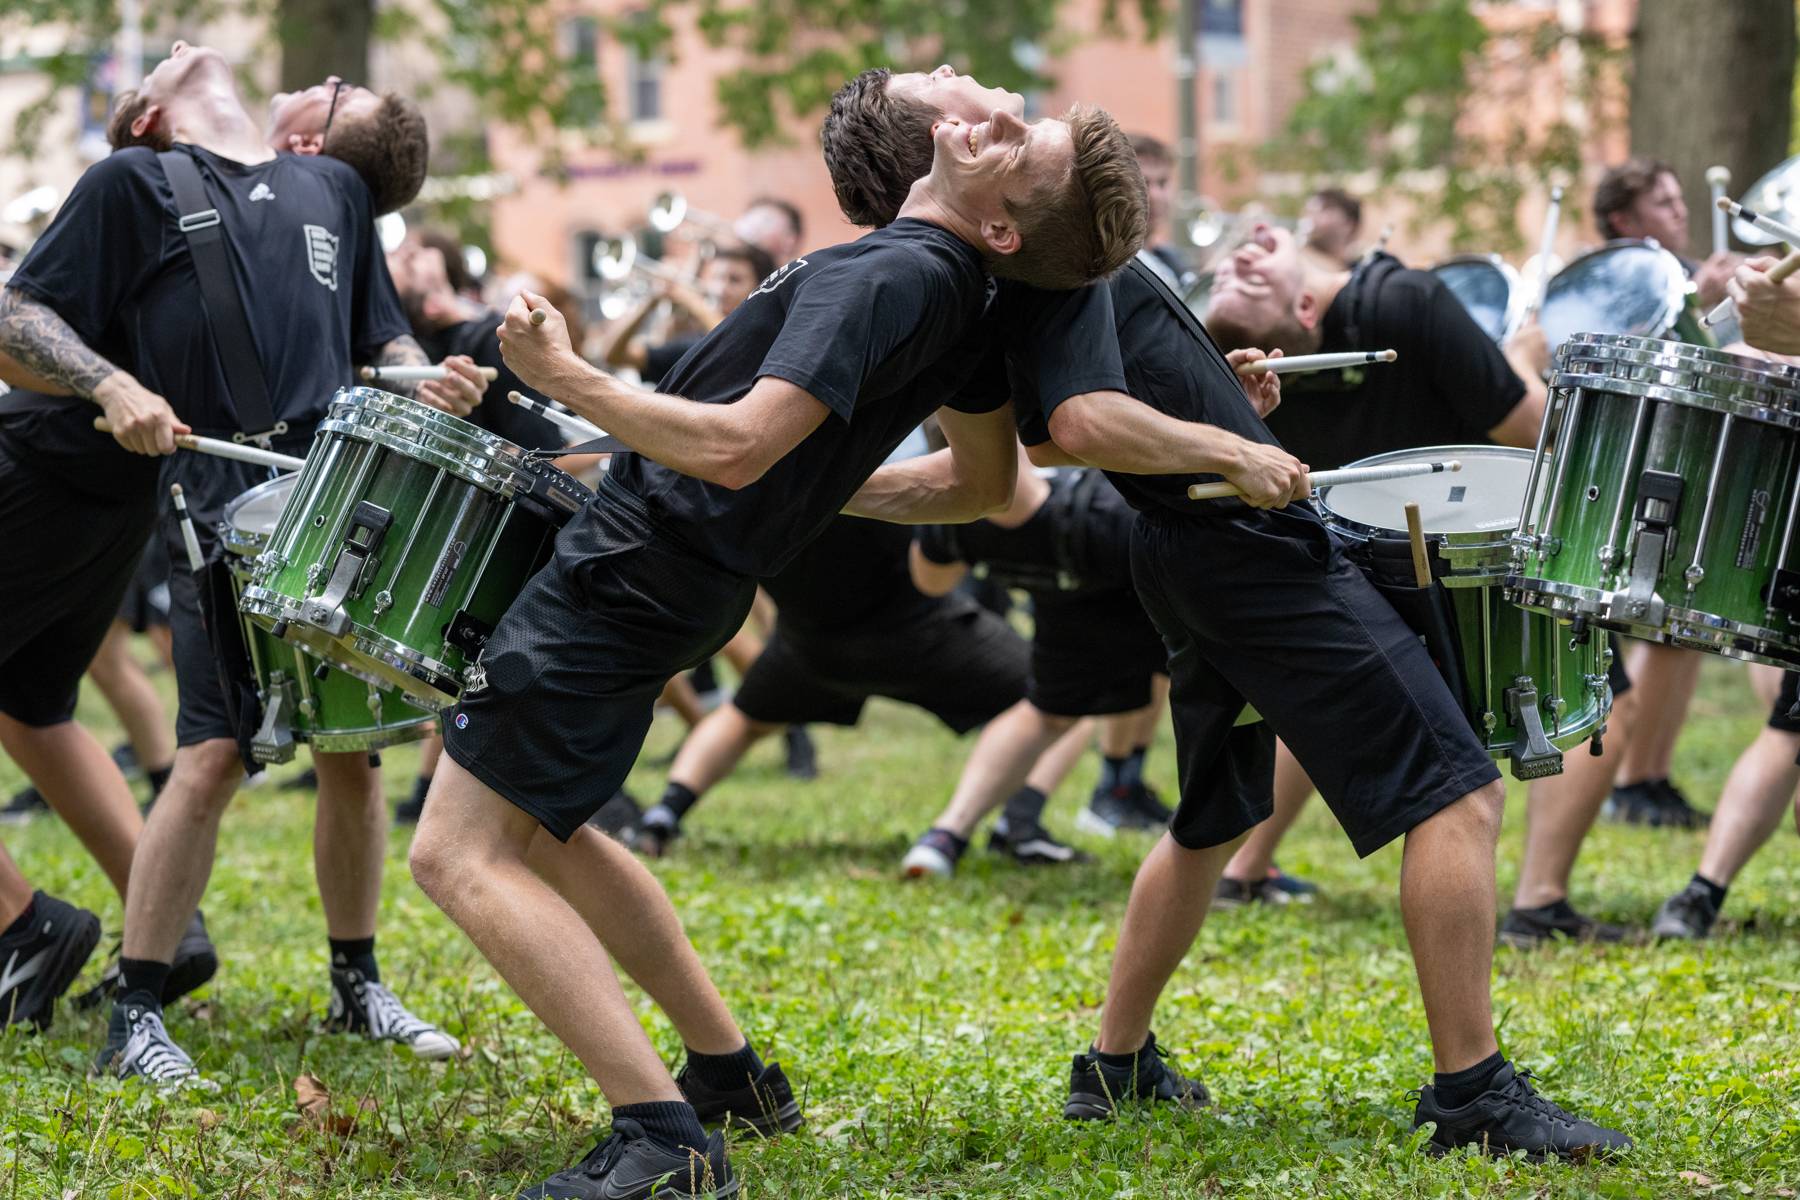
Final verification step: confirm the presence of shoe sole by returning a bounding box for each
[1073,811,1120,839]
[6,910,101,1030]
[1422,1136,1615,1164]
[1064,1092,1116,1121]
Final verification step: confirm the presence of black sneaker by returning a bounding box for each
[987,817,1092,866]
[74,911,218,1011]
[1126,781,1174,826]
[1413,1062,1631,1161]
[1265,864,1319,899]
[783,726,818,781]
[1499,900,1629,947]
[676,1060,804,1136]
[111,742,141,777]
[0,891,101,1030]
[327,966,459,1059]
[900,828,968,878]
[518,1120,736,1199]
[1076,783,1167,837]
[633,804,682,859]
[94,1000,213,1089]
[1604,782,1663,826]
[1213,876,1288,907]
[0,785,49,826]
[1652,880,1721,940]
[1065,1033,1210,1120]
[588,790,643,839]
[279,766,319,793]
[1651,779,1709,829]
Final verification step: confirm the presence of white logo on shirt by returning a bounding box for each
[248,182,275,203]
[751,257,807,298]
[303,224,340,291]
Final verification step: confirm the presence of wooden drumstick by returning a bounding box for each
[529,307,548,327]
[92,418,306,471]
[1404,501,1431,587]
[360,364,500,383]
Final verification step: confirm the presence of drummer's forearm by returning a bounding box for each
[1046,390,1251,476]
[368,337,430,397]
[0,288,120,399]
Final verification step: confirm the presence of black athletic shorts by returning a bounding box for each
[1028,588,1167,717]
[118,531,172,633]
[1607,634,1633,698]
[0,450,158,727]
[1767,671,1800,732]
[731,596,1027,732]
[444,482,758,841]
[1130,505,1501,857]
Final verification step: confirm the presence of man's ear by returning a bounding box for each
[130,104,163,140]
[1295,289,1321,331]
[980,215,1021,259]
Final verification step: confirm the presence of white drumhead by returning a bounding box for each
[225,474,297,538]
[1319,447,1531,535]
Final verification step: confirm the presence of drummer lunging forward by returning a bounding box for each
[0,42,473,1085]
[824,63,1627,1159]
[408,102,1145,1199]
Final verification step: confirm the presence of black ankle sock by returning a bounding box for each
[614,1100,709,1155]
[1,895,38,942]
[684,1040,766,1092]
[1433,1051,1507,1108]
[119,957,171,1010]
[1002,786,1049,827]
[1694,873,1729,909]
[329,936,379,981]
[660,782,700,820]
[1093,1031,1155,1074]
[147,765,173,797]
[1098,755,1131,793]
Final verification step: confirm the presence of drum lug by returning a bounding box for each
[251,676,298,765]
[300,502,392,637]
[372,589,393,616]
[1766,568,1800,623]
[1607,470,1683,627]
[1683,564,1706,590]
[1505,677,1564,780]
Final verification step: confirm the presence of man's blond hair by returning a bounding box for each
[992,104,1147,291]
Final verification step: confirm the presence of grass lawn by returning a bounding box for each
[3,648,1798,1199]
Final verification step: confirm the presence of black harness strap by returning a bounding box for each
[158,150,283,444]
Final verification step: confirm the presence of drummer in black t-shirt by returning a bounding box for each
[628,512,1030,858]
[827,61,1628,1162]
[0,43,472,1087]
[407,94,1144,1197]
[900,460,1174,873]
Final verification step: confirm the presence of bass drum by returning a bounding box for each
[1431,255,1524,343]
[1538,239,1712,355]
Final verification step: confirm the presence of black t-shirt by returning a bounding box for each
[918,468,1136,594]
[643,334,704,387]
[762,514,941,636]
[1262,258,1526,471]
[1,144,408,495]
[609,219,1004,577]
[1007,261,1283,516]
[419,311,564,451]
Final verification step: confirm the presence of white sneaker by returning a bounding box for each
[900,829,966,879]
[328,968,459,1061]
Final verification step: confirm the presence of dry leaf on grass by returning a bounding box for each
[196,1109,224,1131]
[1678,1171,1716,1189]
[294,1074,331,1124]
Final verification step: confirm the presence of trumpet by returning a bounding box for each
[593,232,701,320]
[648,189,736,242]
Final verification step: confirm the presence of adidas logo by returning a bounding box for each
[248,182,275,202]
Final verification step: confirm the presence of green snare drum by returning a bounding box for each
[238,388,593,711]
[1319,446,1611,779]
[222,475,435,763]
[1509,334,1800,668]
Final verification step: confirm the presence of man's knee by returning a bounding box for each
[168,739,248,806]
[1448,778,1506,838]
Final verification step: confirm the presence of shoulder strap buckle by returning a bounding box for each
[177,208,221,233]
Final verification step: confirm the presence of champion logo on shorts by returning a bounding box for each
[453,712,469,730]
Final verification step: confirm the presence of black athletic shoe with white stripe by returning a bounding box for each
[987,817,1092,867]
[518,1120,736,1199]
[74,911,219,1011]
[0,891,100,1030]
[95,1001,214,1089]
[0,785,49,825]
[676,1060,804,1136]
[1064,1033,1210,1120]
[327,966,459,1060]
[1413,1062,1631,1160]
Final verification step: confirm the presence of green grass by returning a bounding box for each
[4,650,1800,1198]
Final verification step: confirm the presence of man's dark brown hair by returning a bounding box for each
[1129,133,1171,166]
[714,243,777,282]
[324,92,429,215]
[991,104,1147,291]
[1593,157,1675,239]
[821,68,937,229]
[1310,186,1361,229]
[106,90,173,152]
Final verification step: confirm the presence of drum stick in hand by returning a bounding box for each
[1239,349,1396,376]
[1707,166,1732,256]
[507,391,605,441]
[1404,501,1432,587]
[528,307,548,327]
[1718,197,1800,250]
[360,364,500,384]
[92,418,306,471]
[170,484,205,572]
[1186,457,1461,501]
[1704,244,1800,329]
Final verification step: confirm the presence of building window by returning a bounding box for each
[1209,68,1239,128]
[561,16,598,68]
[1199,0,1242,36]
[625,14,664,123]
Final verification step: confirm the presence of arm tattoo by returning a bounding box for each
[0,287,120,398]
[370,335,429,396]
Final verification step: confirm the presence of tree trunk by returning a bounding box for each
[277,0,373,94]
[1629,0,1796,252]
